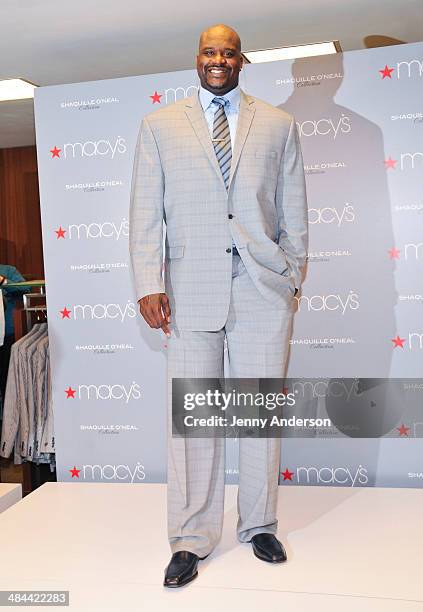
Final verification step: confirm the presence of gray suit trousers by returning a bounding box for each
[167,253,294,557]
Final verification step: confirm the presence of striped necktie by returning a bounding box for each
[212,97,231,190]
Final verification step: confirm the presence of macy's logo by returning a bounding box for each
[297,115,351,139]
[50,137,127,159]
[296,292,359,314]
[150,85,199,105]
[69,462,145,482]
[55,218,129,241]
[65,382,142,403]
[308,204,355,226]
[282,464,369,486]
[380,60,423,79]
[60,301,136,322]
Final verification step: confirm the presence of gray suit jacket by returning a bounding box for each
[129,88,308,331]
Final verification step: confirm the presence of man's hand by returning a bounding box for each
[138,293,171,337]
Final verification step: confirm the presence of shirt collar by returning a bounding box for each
[199,84,241,113]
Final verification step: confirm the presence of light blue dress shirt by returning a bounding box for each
[198,85,240,153]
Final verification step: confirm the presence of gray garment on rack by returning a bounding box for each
[40,350,54,454]
[31,336,54,458]
[1,324,41,459]
[27,335,49,460]
[1,323,48,463]
[16,324,47,459]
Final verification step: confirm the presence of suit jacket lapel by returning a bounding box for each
[228,90,255,190]
[184,94,226,190]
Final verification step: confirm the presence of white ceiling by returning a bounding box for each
[0,0,422,148]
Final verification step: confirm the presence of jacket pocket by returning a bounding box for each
[246,242,289,276]
[168,245,185,259]
[255,150,277,158]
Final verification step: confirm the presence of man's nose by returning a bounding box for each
[215,55,227,65]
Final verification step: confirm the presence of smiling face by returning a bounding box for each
[196,25,243,95]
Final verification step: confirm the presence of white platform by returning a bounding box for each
[0,483,422,611]
[0,482,22,513]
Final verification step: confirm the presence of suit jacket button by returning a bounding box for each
[228,214,233,219]
[226,248,232,253]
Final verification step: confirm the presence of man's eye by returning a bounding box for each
[205,51,214,56]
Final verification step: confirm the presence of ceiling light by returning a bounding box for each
[242,41,341,63]
[0,78,37,102]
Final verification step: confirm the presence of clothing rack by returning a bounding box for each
[0,281,53,495]
[23,290,47,332]
[12,283,46,340]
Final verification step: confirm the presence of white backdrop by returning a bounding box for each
[34,42,423,487]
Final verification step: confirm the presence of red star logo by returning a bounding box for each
[50,146,61,158]
[379,65,394,79]
[388,247,400,259]
[150,90,162,104]
[397,424,410,436]
[384,157,397,169]
[65,386,76,398]
[69,466,81,478]
[391,335,405,348]
[60,307,71,319]
[55,226,66,239]
[281,468,294,481]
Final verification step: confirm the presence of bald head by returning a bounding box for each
[199,24,241,53]
[196,24,243,95]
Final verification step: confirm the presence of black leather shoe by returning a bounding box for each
[163,551,209,588]
[251,533,287,563]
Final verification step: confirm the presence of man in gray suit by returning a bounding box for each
[129,24,308,587]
